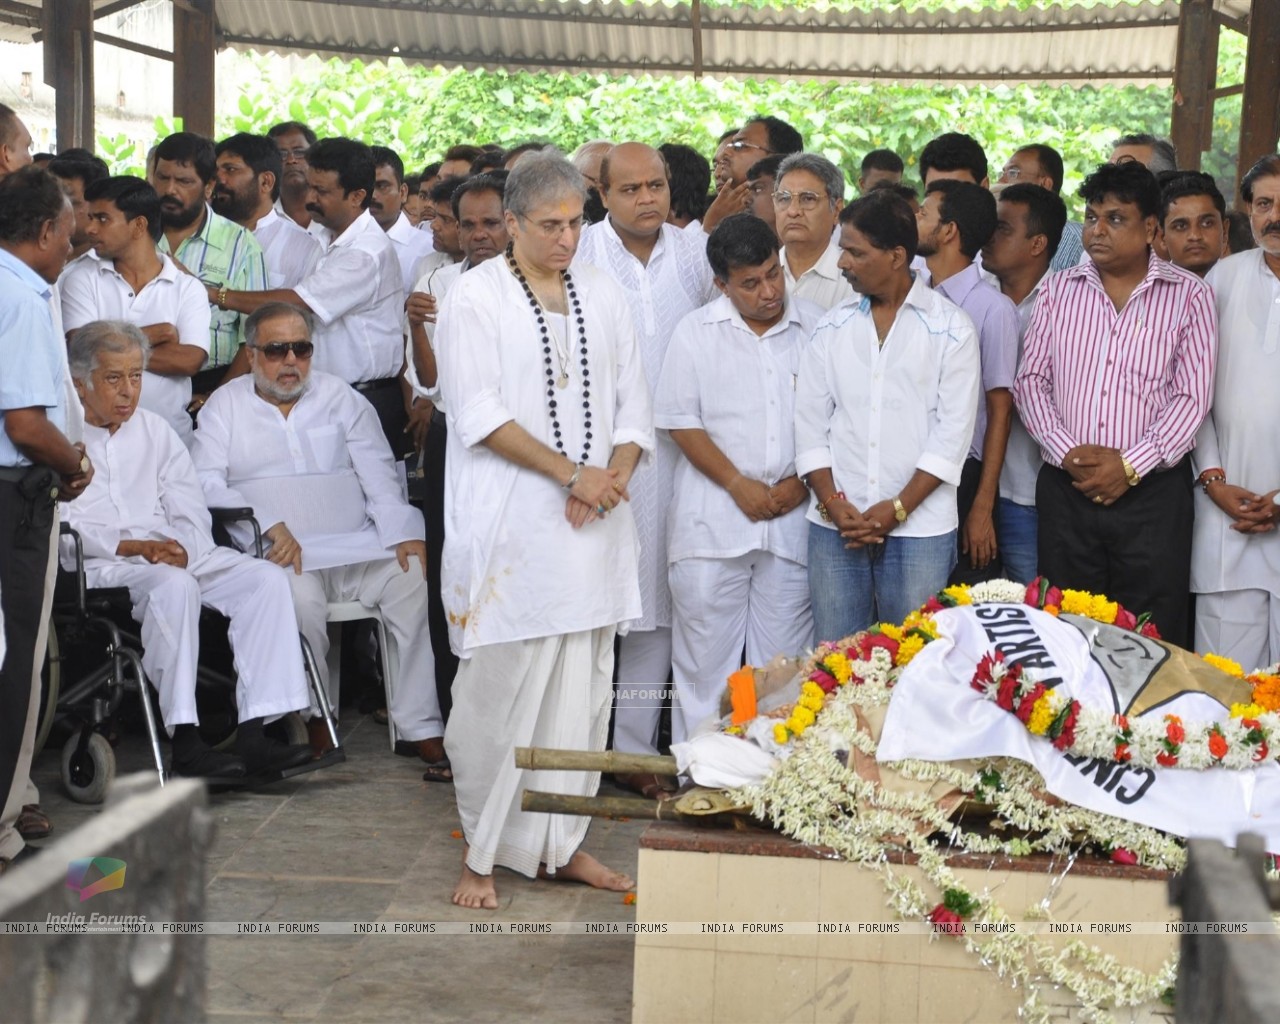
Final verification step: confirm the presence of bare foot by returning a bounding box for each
[452,851,498,910]
[539,851,635,891]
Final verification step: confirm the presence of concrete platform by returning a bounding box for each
[28,713,648,1023]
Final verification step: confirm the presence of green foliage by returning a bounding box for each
[99,28,1248,209]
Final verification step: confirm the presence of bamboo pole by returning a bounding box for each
[522,790,694,821]
[514,746,679,775]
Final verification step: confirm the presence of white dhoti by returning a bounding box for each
[86,546,310,731]
[612,626,672,755]
[1195,589,1280,673]
[669,550,814,744]
[445,627,616,878]
[287,558,441,740]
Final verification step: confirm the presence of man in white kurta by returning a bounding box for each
[574,143,716,783]
[191,303,442,761]
[656,215,819,742]
[63,321,312,777]
[1191,160,1280,667]
[435,153,653,909]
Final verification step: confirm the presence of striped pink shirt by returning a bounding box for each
[1012,251,1216,477]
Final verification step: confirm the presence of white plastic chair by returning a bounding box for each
[325,601,398,749]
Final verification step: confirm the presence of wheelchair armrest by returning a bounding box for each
[207,507,264,559]
[54,522,89,613]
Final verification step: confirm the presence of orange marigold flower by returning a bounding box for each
[623,892,637,906]
[450,829,463,839]
[1250,675,1280,713]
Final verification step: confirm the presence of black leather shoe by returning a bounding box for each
[171,746,248,779]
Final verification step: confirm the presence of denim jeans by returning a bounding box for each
[996,498,1038,586]
[808,523,957,643]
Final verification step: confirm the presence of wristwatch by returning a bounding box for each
[892,496,908,523]
[1120,456,1141,488]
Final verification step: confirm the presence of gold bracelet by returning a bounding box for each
[217,284,228,308]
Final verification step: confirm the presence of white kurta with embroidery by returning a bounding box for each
[62,409,309,729]
[436,255,655,654]
[573,218,716,631]
[1191,249,1280,596]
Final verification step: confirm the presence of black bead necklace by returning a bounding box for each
[505,242,592,464]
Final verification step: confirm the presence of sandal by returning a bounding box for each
[16,804,52,841]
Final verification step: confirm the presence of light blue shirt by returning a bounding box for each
[0,246,66,467]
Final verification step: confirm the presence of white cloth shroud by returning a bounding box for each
[877,604,1280,850]
[232,473,387,571]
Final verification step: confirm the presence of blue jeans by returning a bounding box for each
[996,498,1038,585]
[808,523,957,643]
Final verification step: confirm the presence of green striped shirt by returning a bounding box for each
[160,205,269,368]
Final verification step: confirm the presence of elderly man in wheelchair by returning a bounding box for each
[62,319,326,782]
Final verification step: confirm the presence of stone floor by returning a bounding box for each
[30,713,649,1023]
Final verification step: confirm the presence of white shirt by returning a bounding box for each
[575,218,717,631]
[385,211,436,300]
[794,274,981,538]
[1191,250,1280,596]
[191,372,424,572]
[48,279,84,444]
[404,259,465,409]
[295,210,404,384]
[993,270,1050,507]
[409,249,455,288]
[60,252,211,444]
[781,237,852,311]
[435,257,655,654]
[63,408,215,568]
[655,294,821,565]
[253,208,322,289]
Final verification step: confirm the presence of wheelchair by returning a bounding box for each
[37,508,344,803]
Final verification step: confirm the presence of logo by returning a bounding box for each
[66,857,127,903]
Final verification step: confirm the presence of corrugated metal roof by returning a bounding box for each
[0,1,1256,85]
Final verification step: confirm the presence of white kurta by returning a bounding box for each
[782,237,853,312]
[435,256,656,655]
[60,253,211,444]
[63,409,309,729]
[404,259,465,410]
[1191,249,1280,597]
[574,218,716,632]
[191,373,439,739]
[385,211,436,302]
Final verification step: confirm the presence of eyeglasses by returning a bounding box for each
[278,147,309,161]
[772,190,828,211]
[726,140,770,154]
[519,214,583,239]
[1000,165,1025,180]
[251,341,314,361]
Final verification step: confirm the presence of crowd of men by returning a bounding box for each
[2,98,1278,912]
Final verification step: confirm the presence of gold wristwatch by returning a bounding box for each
[892,496,908,523]
[1120,456,1141,488]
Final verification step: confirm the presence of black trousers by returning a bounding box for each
[1036,459,1194,648]
[414,410,458,722]
[950,455,1002,586]
[356,379,412,460]
[0,472,57,827]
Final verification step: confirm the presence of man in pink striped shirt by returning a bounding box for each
[1013,162,1216,647]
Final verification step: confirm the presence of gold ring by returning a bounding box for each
[1093,495,1104,504]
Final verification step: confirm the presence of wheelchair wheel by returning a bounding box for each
[61,731,115,804]
[35,625,61,753]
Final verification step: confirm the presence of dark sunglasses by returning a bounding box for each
[251,341,314,361]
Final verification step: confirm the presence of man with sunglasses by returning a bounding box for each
[774,153,850,311]
[193,302,441,767]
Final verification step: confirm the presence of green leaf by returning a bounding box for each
[238,93,254,117]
